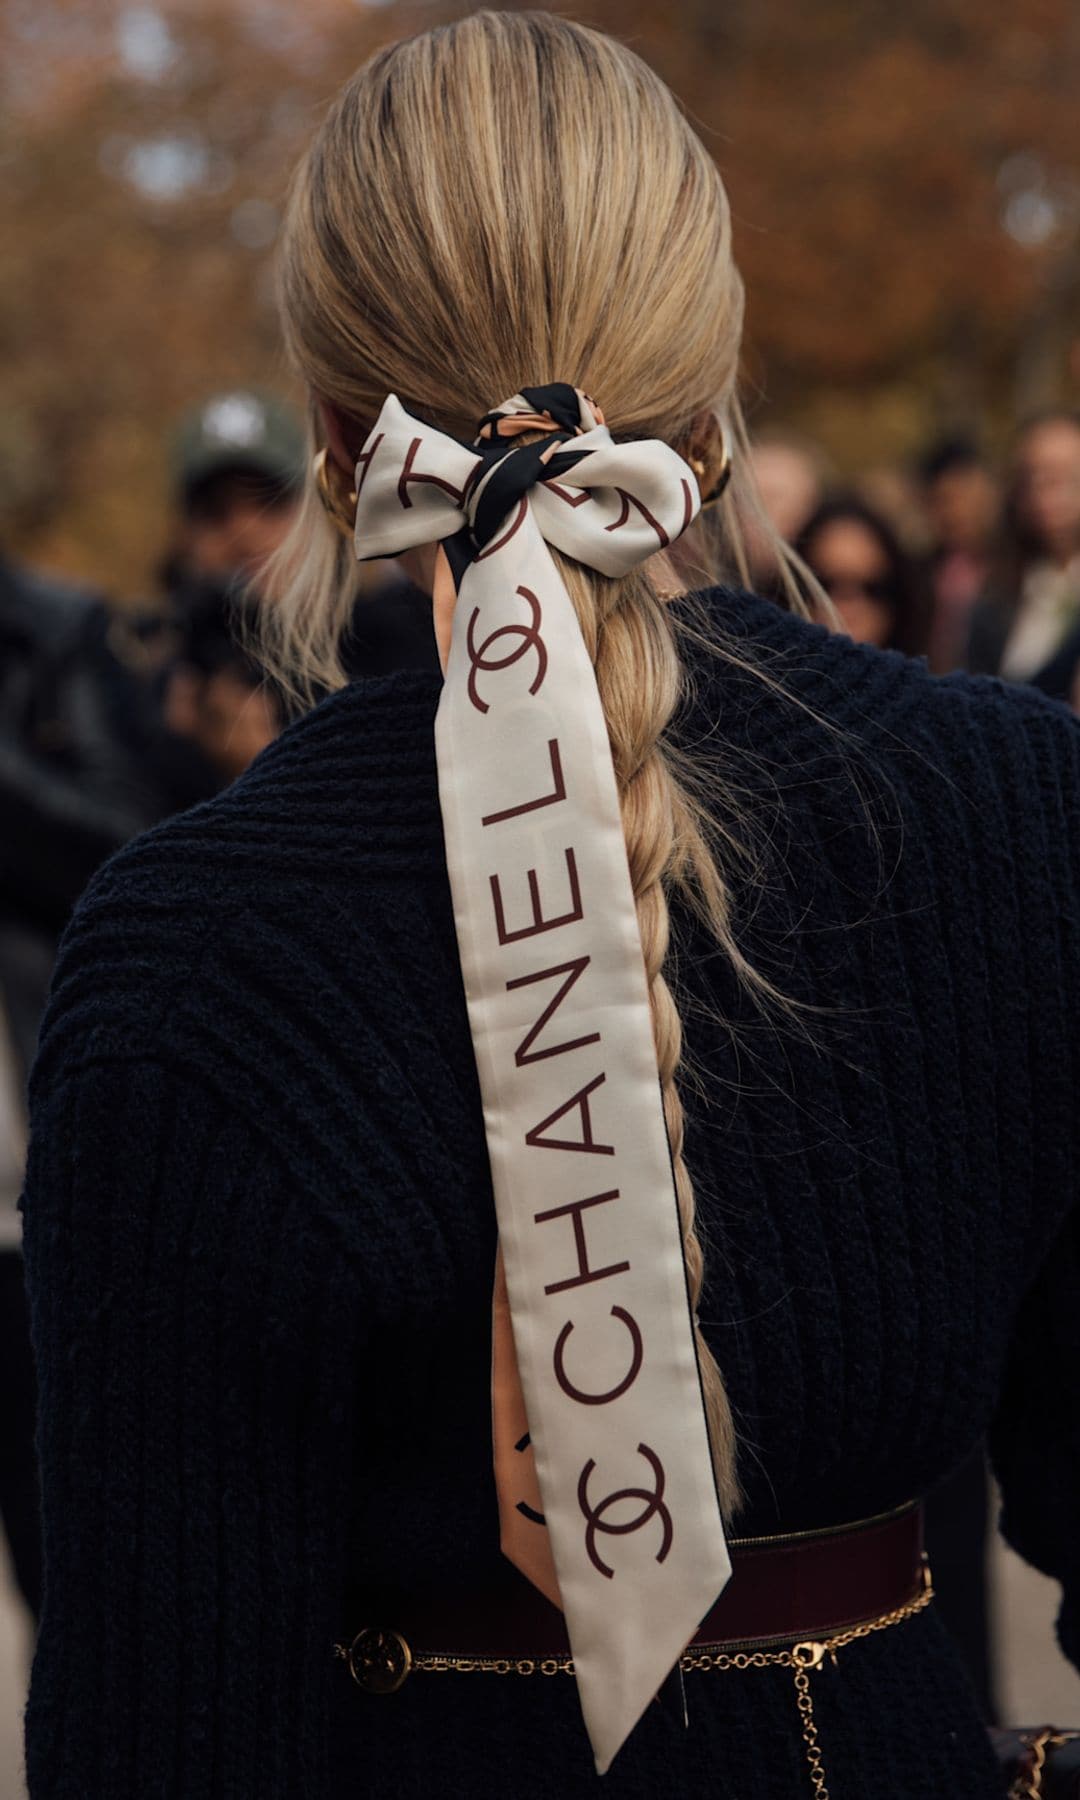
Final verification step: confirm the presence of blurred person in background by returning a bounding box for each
[743,429,826,596]
[153,390,438,777]
[968,412,1080,693]
[918,438,998,674]
[167,389,307,599]
[152,390,305,792]
[0,551,163,1624]
[168,387,439,681]
[160,576,285,786]
[796,494,932,657]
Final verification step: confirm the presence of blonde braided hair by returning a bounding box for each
[560,560,742,1514]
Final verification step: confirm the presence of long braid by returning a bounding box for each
[561,558,743,1520]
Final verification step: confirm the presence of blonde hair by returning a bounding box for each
[270,9,815,1520]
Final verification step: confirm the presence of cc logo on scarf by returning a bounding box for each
[578,1443,674,1580]
[466,584,546,714]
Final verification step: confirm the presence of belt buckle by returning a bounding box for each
[345,1625,413,1694]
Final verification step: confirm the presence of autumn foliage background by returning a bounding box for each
[2,0,1079,599]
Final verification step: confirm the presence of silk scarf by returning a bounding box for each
[350,384,731,1773]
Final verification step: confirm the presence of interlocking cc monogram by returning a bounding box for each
[466,585,547,714]
[577,1443,673,1579]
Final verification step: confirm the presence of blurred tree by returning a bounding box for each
[0,0,396,596]
[1,0,1078,597]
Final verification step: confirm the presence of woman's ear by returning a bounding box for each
[315,397,359,475]
[682,408,731,504]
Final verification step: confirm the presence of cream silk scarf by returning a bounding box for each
[350,385,731,1773]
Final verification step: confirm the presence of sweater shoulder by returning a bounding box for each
[691,585,1080,783]
[91,664,445,896]
[63,666,443,921]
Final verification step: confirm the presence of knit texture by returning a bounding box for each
[21,588,1080,1798]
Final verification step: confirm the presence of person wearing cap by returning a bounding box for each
[19,17,1080,1800]
[150,390,305,788]
[169,388,308,594]
[157,391,438,785]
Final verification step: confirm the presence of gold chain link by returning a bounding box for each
[336,1561,935,1800]
[414,1654,565,1676]
[1007,1728,1080,1800]
[793,1662,830,1800]
[682,1569,935,1800]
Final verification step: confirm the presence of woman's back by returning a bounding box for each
[23,589,1080,1796]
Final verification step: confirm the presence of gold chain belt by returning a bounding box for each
[335,1557,934,1799]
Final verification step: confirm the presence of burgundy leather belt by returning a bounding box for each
[339,1500,927,1692]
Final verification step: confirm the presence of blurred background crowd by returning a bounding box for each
[2,0,1080,1790]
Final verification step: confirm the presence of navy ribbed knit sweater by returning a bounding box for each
[21,589,1080,1798]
